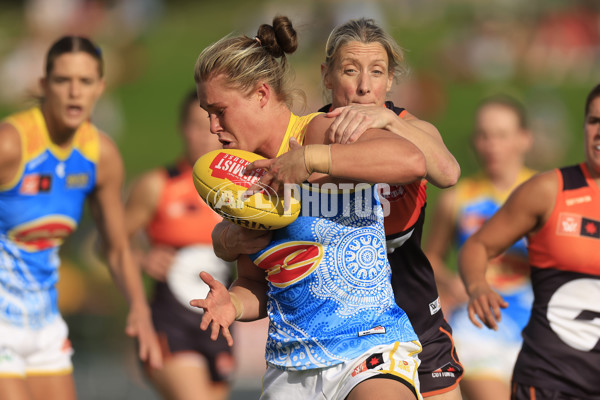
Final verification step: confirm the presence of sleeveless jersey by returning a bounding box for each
[319,102,439,337]
[454,169,536,291]
[452,168,535,338]
[145,160,231,353]
[146,160,221,248]
[0,107,99,329]
[512,163,600,397]
[249,112,417,370]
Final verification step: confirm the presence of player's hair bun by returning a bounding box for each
[256,15,298,58]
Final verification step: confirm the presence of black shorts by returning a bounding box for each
[151,282,234,382]
[417,319,463,397]
[511,382,600,400]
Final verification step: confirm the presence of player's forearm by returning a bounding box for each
[308,137,426,184]
[229,278,268,321]
[106,247,150,308]
[457,237,491,296]
[385,118,460,188]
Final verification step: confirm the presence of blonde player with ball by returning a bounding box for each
[190,16,427,400]
[125,90,235,400]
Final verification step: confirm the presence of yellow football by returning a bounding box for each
[192,149,300,230]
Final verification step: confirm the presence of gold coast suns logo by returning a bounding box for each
[254,242,323,287]
[9,215,76,251]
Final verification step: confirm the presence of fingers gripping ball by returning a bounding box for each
[192,149,300,230]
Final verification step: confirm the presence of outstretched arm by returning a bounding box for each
[89,133,162,368]
[458,171,555,330]
[324,105,460,188]
[190,255,268,346]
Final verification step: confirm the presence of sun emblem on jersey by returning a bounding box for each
[8,215,76,251]
[254,242,323,287]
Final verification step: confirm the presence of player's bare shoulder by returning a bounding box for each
[304,113,333,145]
[95,130,125,187]
[509,169,559,229]
[127,167,166,209]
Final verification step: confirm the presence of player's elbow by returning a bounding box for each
[434,158,461,189]
[388,150,426,184]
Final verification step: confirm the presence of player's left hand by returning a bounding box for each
[325,105,396,144]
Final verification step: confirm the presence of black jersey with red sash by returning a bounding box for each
[319,102,443,338]
[511,164,600,397]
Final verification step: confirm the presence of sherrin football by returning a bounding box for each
[192,149,300,230]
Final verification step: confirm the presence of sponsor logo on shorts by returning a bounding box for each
[62,339,73,353]
[429,297,441,315]
[0,346,14,363]
[431,362,459,379]
[351,353,385,377]
[358,326,386,337]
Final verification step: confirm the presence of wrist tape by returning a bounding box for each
[303,144,332,175]
[229,292,244,320]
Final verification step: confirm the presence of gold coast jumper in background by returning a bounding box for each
[192,149,301,230]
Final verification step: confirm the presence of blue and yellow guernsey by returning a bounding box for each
[451,168,536,341]
[0,107,99,329]
[249,113,418,370]
[454,168,536,290]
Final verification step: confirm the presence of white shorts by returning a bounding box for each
[449,306,522,382]
[0,317,73,377]
[260,341,422,400]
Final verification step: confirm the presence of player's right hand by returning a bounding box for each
[190,271,237,346]
[466,282,508,331]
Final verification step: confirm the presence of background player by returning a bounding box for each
[425,95,535,400]
[458,83,600,400]
[0,35,161,400]
[125,89,235,400]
